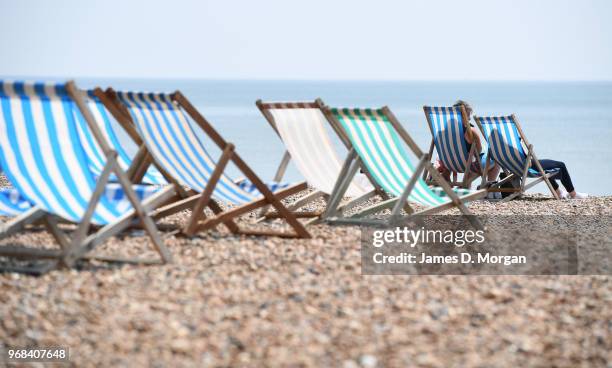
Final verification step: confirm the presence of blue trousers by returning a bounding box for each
[533,159,575,192]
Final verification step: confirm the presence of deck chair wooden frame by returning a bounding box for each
[423,105,480,188]
[79,90,167,185]
[100,89,311,239]
[319,103,486,229]
[473,114,559,202]
[0,81,175,275]
[255,99,384,224]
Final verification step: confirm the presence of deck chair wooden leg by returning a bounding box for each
[530,149,559,199]
[389,155,428,223]
[247,183,310,238]
[520,149,532,194]
[62,155,118,267]
[322,149,360,220]
[523,175,552,192]
[413,190,487,216]
[273,150,291,182]
[132,151,153,184]
[480,150,491,189]
[257,150,291,219]
[422,140,434,181]
[151,192,202,220]
[287,190,325,211]
[76,159,174,266]
[461,145,477,188]
[126,144,148,181]
[0,260,59,276]
[425,161,484,229]
[499,174,541,203]
[195,183,307,236]
[0,207,45,240]
[43,216,71,250]
[501,187,531,203]
[184,144,234,236]
[257,189,325,223]
[500,152,531,203]
[488,172,516,189]
[502,172,555,204]
[343,195,416,221]
[0,208,61,276]
[345,197,395,219]
[207,199,240,234]
[500,191,522,203]
[335,189,378,215]
[72,185,176,265]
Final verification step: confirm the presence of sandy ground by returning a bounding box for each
[0,181,610,367]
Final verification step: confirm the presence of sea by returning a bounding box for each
[68,79,612,196]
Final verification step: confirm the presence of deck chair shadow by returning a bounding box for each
[100,89,311,238]
[473,114,560,202]
[423,105,481,188]
[319,104,487,228]
[255,99,386,224]
[0,81,175,275]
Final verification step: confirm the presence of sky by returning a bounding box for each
[1,0,611,80]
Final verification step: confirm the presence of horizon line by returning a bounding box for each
[1,75,612,83]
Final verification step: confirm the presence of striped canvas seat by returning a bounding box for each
[424,106,471,173]
[330,108,475,207]
[75,91,166,185]
[477,115,558,177]
[0,188,32,216]
[104,89,309,238]
[264,104,372,197]
[115,91,290,204]
[0,82,162,225]
[0,182,157,217]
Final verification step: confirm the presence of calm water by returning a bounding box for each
[75,79,612,196]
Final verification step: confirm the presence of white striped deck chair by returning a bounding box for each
[0,81,175,274]
[423,105,479,188]
[102,89,310,238]
[256,99,379,223]
[473,114,559,202]
[320,105,486,227]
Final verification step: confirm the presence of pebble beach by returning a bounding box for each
[0,179,610,367]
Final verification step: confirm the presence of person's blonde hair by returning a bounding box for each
[454,100,474,140]
[453,100,473,117]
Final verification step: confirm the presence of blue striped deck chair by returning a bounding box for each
[0,81,176,274]
[320,105,487,228]
[79,90,167,185]
[101,88,311,238]
[0,89,167,219]
[423,105,480,188]
[473,114,559,202]
[0,186,33,217]
[255,99,382,225]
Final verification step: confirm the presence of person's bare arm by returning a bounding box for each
[465,127,482,154]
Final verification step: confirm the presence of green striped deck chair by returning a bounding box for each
[0,80,175,274]
[473,114,560,202]
[321,105,486,227]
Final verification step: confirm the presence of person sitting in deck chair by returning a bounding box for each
[434,100,501,183]
[530,159,588,199]
[470,100,590,200]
